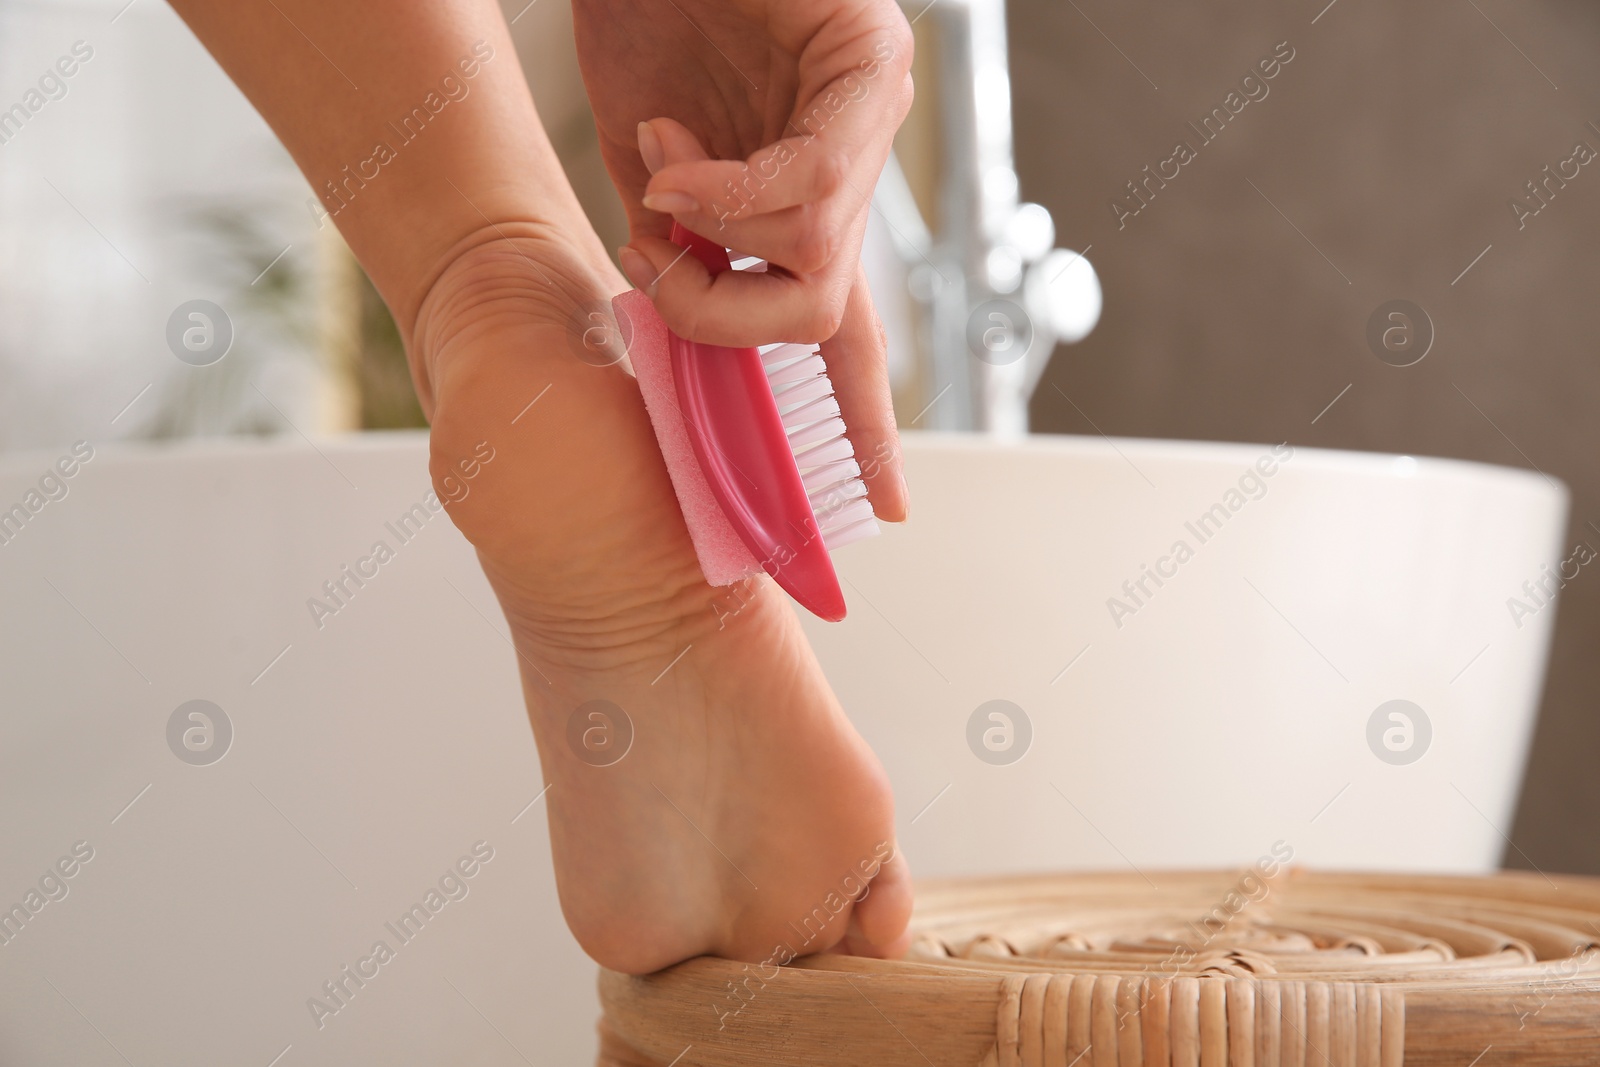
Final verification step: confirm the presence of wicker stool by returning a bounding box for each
[598,869,1600,1066]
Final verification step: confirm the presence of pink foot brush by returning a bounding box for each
[614,223,879,621]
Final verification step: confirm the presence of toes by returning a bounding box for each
[841,846,914,958]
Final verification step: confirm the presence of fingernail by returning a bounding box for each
[637,121,665,174]
[618,245,656,296]
[642,190,698,215]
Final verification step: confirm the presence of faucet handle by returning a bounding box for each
[1026,247,1101,346]
[1012,244,1102,406]
[1006,202,1056,264]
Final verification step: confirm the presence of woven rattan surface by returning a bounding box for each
[597,868,1600,1066]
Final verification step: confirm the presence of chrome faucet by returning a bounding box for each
[879,0,1101,435]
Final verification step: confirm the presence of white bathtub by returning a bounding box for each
[0,431,1565,1064]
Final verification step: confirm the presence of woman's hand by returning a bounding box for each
[573,0,915,520]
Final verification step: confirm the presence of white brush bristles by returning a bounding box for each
[759,342,881,553]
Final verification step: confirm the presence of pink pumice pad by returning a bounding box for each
[612,288,762,587]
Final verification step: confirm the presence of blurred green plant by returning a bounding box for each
[141,196,425,438]
[142,197,307,439]
[355,268,426,430]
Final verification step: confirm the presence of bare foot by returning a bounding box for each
[411,230,913,975]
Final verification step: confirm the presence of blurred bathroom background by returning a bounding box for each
[2,0,1597,874]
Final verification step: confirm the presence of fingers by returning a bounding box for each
[637,117,709,177]
[618,13,917,443]
[624,14,915,325]
[617,233,854,347]
[645,135,851,223]
[820,268,907,522]
[637,120,863,274]
[686,201,861,279]
[642,20,915,226]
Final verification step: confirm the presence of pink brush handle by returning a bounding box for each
[665,223,847,622]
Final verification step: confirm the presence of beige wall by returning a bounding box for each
[1013,0,1600,872]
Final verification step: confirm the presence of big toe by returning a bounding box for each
[840,846,914,958]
